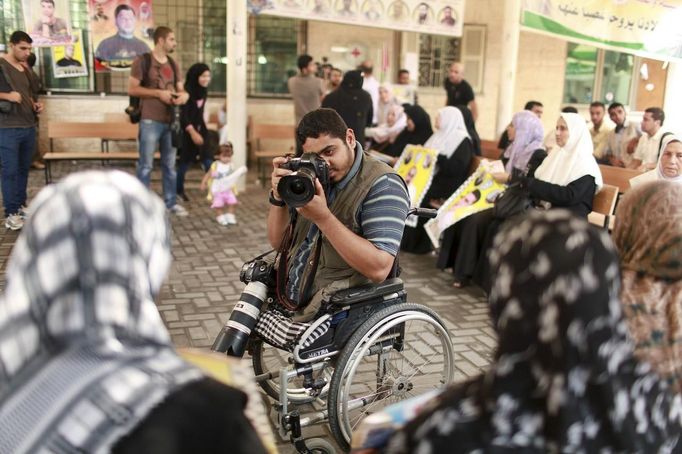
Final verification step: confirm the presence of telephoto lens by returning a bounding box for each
[211,281,268,357]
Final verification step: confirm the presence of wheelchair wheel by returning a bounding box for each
[327,303,455,450]
[250,338,330,404]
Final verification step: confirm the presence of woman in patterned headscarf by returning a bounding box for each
[0,171,267,454]
[389,209,682,453]
[614,180,682,393]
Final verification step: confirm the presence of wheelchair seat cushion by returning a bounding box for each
[329,278,404,306]
[254,309,331,352]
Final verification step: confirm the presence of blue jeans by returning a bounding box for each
[137,119,177,208]
[0,127,36,217]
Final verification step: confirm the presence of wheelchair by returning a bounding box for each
[215,209,456,453]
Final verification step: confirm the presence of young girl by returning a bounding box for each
[200,143,246,225]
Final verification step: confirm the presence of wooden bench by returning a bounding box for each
[588,184,619,230]
[598,164,644,193]
[249,122,296,186]
[44,121,144,183]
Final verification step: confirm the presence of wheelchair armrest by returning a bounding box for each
[329,278,404,306]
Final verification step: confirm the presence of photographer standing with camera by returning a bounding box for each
[214,109,410,355]
[128,26,189,216]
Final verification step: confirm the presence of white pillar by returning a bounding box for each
[663,62,682,135]
[227,0,248,189]
[495,0,522,136]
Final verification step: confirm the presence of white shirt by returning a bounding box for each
[633,127,667,166]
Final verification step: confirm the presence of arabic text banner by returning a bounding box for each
[248,0,465,37]
[522,0,682,61]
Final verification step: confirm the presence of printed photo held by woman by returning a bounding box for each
[437,110,546,288]
[388,210,682,453]
[474,112,603,292]
[401,106,472,254]
[177,62,213,201]
[0,171,267,454]
[614,180,682,393]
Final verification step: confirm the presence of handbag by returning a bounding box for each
[492,182,532,220]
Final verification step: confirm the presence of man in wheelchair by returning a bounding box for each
[216,108,410,355]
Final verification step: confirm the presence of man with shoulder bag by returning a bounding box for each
[128,26,189,216]
[0,31,44,231]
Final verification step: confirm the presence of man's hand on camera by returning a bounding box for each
[270,156,291,202]
[296,179,331,224]
[158,90,174,105]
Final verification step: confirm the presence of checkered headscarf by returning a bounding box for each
[0,171,203,453]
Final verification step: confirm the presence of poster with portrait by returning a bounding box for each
[424,162,506,248]
[394,145,438,228]
[51,30,88,78]
[248,0,465,37]
[88,0,155,70]
[22,0,74,47]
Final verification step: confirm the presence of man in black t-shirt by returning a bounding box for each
[443,62,477,121]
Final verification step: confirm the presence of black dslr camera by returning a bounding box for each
[277,153,330,207]
[239,258,276,286]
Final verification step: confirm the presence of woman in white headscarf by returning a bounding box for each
[376,82,400,125]
[401,106,473,254]
[0,171,268,454]
[630,134,682,187]
[367,104,408,150]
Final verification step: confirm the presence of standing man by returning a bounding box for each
[128,26,189,216]
[588,101,612,160]
[288,54,324,126]
[629,107,668,171]
[325,67,342,95]
[603,102,640,168]
[444,62,477,121]
[359,59,380,124]
[394,68,417,105]
[0,31,43,230]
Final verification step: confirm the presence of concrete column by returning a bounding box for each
[495,0,522,136]
[663,62,681,134]
[227,0,248,189]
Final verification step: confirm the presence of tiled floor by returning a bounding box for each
[0,162,496,453]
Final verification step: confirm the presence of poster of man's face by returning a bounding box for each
[23,0,74,46]
[89,0,154,71]
[52,30,88,78]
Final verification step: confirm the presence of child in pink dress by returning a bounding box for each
[200,143,246,225]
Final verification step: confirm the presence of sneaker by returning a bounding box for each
[5,214,24,231]
[19,206,29,220]
[216,214,229,226]
[225,213,237,225]
[168,204,188,217]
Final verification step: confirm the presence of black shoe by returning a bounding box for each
[178,192,190,202]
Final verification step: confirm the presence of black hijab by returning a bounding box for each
[321,70,373,144]
[386,104,433,157]
[185,63,210,100]
[455,105,480,156]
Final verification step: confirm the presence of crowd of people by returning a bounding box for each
[1,25,682,454]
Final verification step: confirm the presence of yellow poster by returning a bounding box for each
[522,0,682,61]
[424,163,506,248]
[51,30,88,78]
[394,145,438,227]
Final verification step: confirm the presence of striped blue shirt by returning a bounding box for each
[286,146,409,303]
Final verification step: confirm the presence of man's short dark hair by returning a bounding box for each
[153,26,173,44]
[398,69,409,76]
[608,102,625,113]
[297,54,313,71]
[115,4,135,19]
[589,101,605,110]
[524,100,543,110]
[40,0,54,5]
[296,108,348,154]
[561,106,578,114]
[644,107,665,126]
[10,31,32,45]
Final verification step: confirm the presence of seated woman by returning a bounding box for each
[614,180,682,393]
[474,112,603,292]
[401,106,473,254]
[0,171,268,454]
[437,110,545,287]
[380,104,433,162]
[630,134,682,186]
[366,104,407,152]
[388,210,682,453]
[376,82,400,126]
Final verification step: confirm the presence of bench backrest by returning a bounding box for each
[103,113,132,123]
[48,121,138,140]
[592,184,619,217]
[598,164,644,193]
[480,140,500,160]
[249,123,296,157]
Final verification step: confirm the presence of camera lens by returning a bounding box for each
[291,180,307,195]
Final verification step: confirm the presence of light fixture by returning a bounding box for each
[258,55,267,64]
[331,46,349,53]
